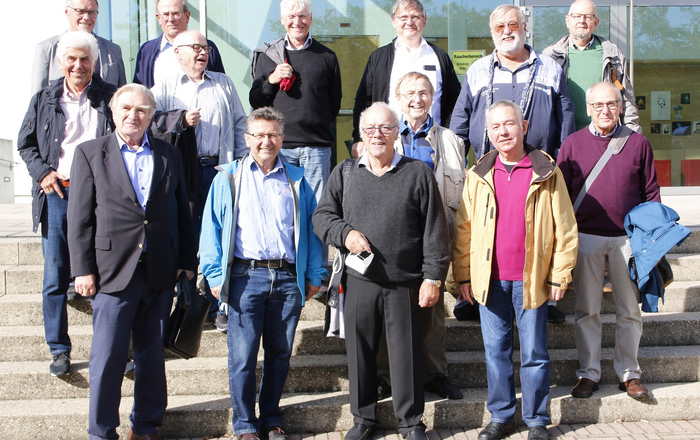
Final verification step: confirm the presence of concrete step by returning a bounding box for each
[0,238,42,266]
[666,253,700,281]
[2,311,699,360]
[1,381,700,439]
[1,345,698,401]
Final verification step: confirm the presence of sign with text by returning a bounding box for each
[451,50,486,75]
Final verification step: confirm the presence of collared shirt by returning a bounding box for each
[116,132,154,212]
[388,37,443,125]
[285,34,313,51]
[569,36,595,51]
[358,150,402,176]
[589,122,620,137]
[234,155,296,263]
[57,82,100,178]
[400,115,435,170]
[153,37,181,86]
[491,47,539,106]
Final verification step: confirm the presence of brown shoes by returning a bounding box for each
[127,429,158,440]
[619,378,650,401]
[571,377,599,398]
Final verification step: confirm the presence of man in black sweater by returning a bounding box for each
[250,0,342,204]
[313,103,449,440]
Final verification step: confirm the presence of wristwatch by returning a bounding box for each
[424,279,442,288]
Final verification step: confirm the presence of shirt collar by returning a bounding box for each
[492,44,537,67]
[495,153,532,170]
[246,154,285,175]
[285,34,313,51]
[400,114,433,136]
[394,37,428,52]
[177,69,211,84]
[116,132,151,152]
[589,122,620,138]
[62,80,92,101]
[358,150,402,172]
[159,35,174,52]
[569,35,596,50]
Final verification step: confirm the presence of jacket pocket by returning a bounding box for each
[444,170,465,211]
[95,236,111,251]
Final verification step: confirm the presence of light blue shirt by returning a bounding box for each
[234,155,296,262]
[116,132,153,212]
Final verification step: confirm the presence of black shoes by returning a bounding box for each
[403,428,427,440]
[478,422,515,440]
[424,375,463,400]
[345,423,374,440]
[547,305,565,324]
[528,426,550,440]
[377,377,392,400]
[50,352,71,376]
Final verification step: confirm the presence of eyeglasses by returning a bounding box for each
[567,13,597,22]
[361,126,397,136]
[397,14,424,23]
[67,6,98,17]
[158,10,185,20]
[247,132,282,140]
[587,101,620,112]
[177,44,213,54]
[492,21,521,33]
[399,91,431,100]
[284,13,309,20]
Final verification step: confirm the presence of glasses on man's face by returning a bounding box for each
[158,10,184,20]
[397,14,424,23]
[399,91,431,100]
[247,132,282,141]
[588,101,619,112]
[567,13,597,22]
[492,21,520,33]
[177,44,213,54]
[361,126,397,136]
[68,6,98,17]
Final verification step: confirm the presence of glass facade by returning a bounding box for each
[105,0,700,186]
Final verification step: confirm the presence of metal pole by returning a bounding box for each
[629,0,634,84]
[200,0,207,36]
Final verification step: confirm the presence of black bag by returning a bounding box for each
[164,272,209,359]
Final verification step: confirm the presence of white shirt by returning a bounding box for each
[388,37,443,125]
[358,150,402,176]
[57,83,99,178]
[153,37,182,86]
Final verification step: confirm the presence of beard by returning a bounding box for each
[495,32,525,57]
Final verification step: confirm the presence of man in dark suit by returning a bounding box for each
[68,84,198,440]
[31,0,126,94]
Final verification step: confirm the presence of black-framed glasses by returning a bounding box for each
[361,126,397,136]
[492,21,521,33]
[177,44,213,54]
[67,6,98,17]
[246,132,282,140]
[587,101,619,112]
[567,13,597,22]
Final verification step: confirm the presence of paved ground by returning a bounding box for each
[169,420,700,439]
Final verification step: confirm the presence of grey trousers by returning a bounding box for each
[573,232,643,383]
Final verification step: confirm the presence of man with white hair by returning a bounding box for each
[133,0,226,88]
[19,31,117,376]
[152,29,247,327]
[31,0,126,94]
[250,0,342,204]
[543,0,639,132]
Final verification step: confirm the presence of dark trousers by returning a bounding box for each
[344,275,424,435]
[88,263,173,439]
[193,164,219,317]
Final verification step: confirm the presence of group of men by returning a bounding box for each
[19,0,660,439]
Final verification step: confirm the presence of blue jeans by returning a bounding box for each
[278,146,331,204]
[226,263,302,434]
[479,280,550,427]
[41,189,71,355]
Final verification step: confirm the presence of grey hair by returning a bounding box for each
[110,84,157,119]
[56,31,99,64]
[586,81,622,104]
[489,4,526,29]
[487,100,525,126]
[280,0,312,15]
[156,0,189,13]
[359,102,400,131]
[65,0,99,7]
[395,71,434,97]
[173,29,205,47]
[247,107,286,135]
[569,0,598,16]
[391,0,426,20]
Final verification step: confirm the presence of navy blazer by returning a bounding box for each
[67,134,198,294]
[133,34,226,88]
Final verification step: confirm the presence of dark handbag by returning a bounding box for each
[164,272,209,359]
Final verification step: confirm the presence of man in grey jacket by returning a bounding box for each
[542,0,639,132]
[31,0,126,94]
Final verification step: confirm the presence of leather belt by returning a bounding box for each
[199,156,219,166]
[60,179,70,188]
[233,257,290,270]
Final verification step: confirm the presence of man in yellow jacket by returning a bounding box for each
[452,100,578,440]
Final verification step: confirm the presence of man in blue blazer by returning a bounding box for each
[68,84,198,440]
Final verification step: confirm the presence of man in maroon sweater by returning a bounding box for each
[557,82,660,402]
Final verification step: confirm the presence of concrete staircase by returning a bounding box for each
[1,235,699,440]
